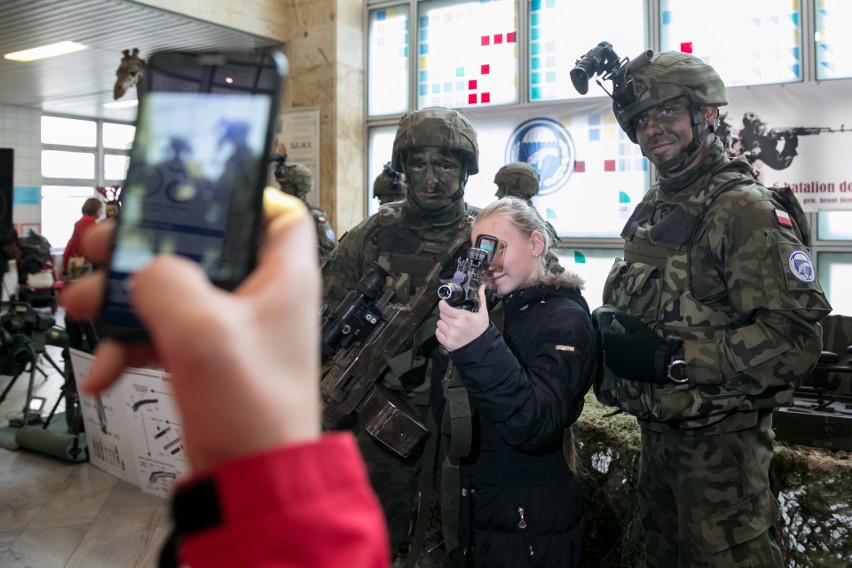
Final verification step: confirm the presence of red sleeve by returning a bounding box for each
[177,433,390,568]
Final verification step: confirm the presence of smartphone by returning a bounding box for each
[99,50,287,341]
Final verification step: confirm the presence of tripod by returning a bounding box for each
[0,330,87,461]
[0,333,63,422]
[0,339,36,421]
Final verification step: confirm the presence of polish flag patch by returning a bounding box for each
[775,209,793,228]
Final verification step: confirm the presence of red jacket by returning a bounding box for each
[170,433,390,568]
[62,214,97,273]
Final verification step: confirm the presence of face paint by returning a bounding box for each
[405,147,463,210]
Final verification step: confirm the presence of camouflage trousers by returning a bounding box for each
[356,423,447,567]
[637,412,784,568]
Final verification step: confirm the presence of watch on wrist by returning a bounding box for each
[667,359,688,384]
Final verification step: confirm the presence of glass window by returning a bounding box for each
[553,248,622,310]
[461,105,648,238]
[41,116,97,147]
[368,5,410,116]
[372,102,647,237]
[41,150,96,179]
[367,125,399,216]
[40,186,98,249]
[417,0,518,109]
[660,0,802,86]
[104,154,130,181]
[817,252,852,316]
[529,0,647,102]
[103,122,136,149]
[815,0,852,80]
[817,211,852,240]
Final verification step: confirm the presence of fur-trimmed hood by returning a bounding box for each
[527,270,585,292]
[500,270,590,317]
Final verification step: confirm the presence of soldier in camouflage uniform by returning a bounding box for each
[374,161,408,205]
[322,107,481,566]
[582,49,831,566]
[274,161,336,264]
[494,161,564,274]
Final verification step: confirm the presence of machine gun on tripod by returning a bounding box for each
[0,302,86,461]
[773,346,852,451]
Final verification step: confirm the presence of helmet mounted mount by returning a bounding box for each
[572,42,728,173]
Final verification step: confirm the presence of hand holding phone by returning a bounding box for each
[99,50,287,341]
[61,189,323,471]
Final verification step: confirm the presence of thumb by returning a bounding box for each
[477,284,487,306]
[263,187,309,239]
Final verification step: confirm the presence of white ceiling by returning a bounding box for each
[0,0,281,122]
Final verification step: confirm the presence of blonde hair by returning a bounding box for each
[474,196,552,272]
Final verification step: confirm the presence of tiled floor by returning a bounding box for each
[0,313,170,567]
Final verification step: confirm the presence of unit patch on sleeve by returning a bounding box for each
[788,250,816,283]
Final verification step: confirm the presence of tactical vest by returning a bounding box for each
[598,169,821,429]
[369,204,476,304]
[361,203,476,396]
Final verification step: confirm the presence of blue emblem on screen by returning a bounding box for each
[505,117,575,196]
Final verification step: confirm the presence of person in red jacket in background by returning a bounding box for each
[63,197,102,277]
[60,189,390,568]
[62,197,103,277]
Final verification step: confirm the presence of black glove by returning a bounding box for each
[602,313,682,384]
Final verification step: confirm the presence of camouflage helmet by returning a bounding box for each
[613,50,728,143]
[391,107,479,175]
[494,162,540,199]
[275,162,313,197]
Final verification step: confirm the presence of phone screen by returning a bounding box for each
[100,51,285,340]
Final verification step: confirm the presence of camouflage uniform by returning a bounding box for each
[589,50,831,567]
[322,107,480,566]
[274,161,336,264]
[374,161,408,205]
[493,162,564,274]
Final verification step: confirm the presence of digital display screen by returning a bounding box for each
[101,91,272,330]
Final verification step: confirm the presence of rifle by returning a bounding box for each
[772,125,849,138]
[437,233,497,312]
[320,218,472,459]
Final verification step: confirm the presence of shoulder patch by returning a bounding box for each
[775,209,793,228]
[788,250,816,283]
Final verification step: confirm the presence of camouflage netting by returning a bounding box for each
[574,393,852,567]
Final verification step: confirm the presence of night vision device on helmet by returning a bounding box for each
[391,107,479,176]
[274,160,313,198]
[373,162,406,201]
[571,42,728,144]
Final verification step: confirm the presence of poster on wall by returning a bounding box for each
[722,81,852,212]
[70,349,188,498]
[271,107,321,206]
[458,97,648,240]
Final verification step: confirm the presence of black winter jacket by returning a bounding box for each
[447,272,597,567]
